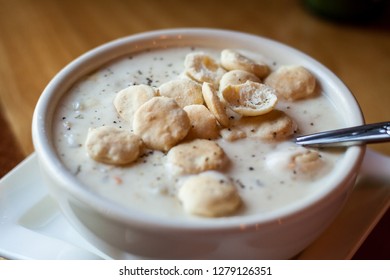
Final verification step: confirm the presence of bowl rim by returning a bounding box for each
[32,28,365,232]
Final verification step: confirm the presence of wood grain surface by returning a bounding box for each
[0,0,389,259]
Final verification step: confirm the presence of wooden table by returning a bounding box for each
[0,0,389,259]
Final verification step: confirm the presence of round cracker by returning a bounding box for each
[219,69,261,91]
[85,126,143,165]
[232,109,297,140]
[266,146,328,180]
[184,52,226,86]
[221,81,278,116]
[133,96,190,151]
[183,104,220,140]
[178,171,242,217]
[220,49,269,78]
[202,82,229,127]
[264,65,316,100]
[158,79,203,108]
[167,139,229,175]
[113,84,156,123]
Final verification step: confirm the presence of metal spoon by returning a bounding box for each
[295,121,390,147]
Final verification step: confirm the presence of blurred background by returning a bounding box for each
[0,0,389,259]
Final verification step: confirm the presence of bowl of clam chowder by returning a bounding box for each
[32,28,365,259]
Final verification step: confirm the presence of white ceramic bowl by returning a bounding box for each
[32,28,365,259]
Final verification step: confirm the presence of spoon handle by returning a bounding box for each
[295,122,390,147]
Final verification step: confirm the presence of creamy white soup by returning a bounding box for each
[53,46,345,220]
